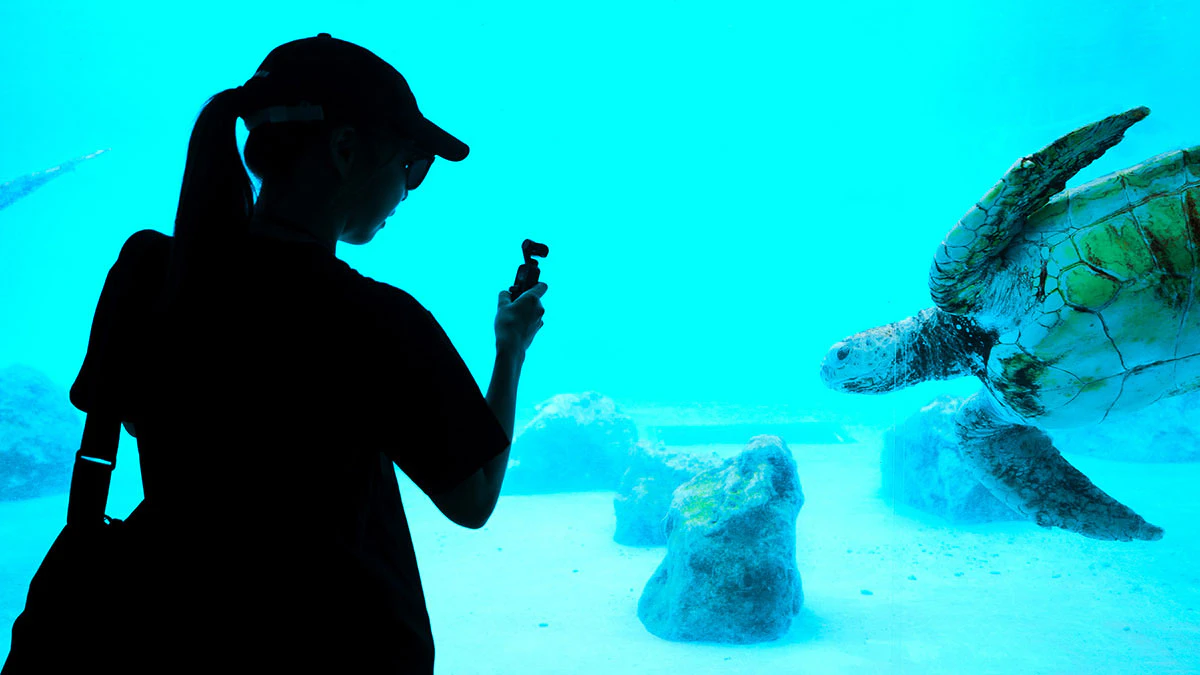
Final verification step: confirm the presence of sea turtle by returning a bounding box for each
[819,106,1200,542]
[0,149,109,212]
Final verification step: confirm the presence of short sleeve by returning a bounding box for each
[360,287,512,498]
[69,229,168,415]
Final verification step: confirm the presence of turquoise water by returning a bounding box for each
[2,1,1199,672]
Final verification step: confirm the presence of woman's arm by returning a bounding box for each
[427,348,523,529]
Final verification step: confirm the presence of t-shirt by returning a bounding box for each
[68,228,511,673]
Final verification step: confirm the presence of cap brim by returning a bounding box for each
[413,117,469,161]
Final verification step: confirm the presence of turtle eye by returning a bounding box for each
[836,346,851,360]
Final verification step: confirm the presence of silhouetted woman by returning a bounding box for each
[8,33,547,674]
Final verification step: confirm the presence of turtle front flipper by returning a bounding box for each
[930,107,1150,315]
[954,391,1163,542]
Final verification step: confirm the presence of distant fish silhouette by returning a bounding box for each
[0,148,109,212]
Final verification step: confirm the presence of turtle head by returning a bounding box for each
[819,333,910,394]
[820,308,991,394]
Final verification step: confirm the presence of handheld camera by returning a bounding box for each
[509,239,549,299]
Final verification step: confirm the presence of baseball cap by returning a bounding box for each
[238,33,469,162]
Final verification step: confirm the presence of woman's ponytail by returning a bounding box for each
[159,88,254,311]
[174,87,255,244]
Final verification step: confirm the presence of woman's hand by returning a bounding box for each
[495,282,547,355]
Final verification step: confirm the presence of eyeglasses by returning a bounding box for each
[405,154,433,191]
[376,126,435,201]
[387,143,433,202]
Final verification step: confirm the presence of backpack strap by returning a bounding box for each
[66,413,122,528]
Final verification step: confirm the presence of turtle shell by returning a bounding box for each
[984,147,1200,427]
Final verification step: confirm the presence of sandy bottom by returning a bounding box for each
[412,441,1200,675]
[2,439,1198,674]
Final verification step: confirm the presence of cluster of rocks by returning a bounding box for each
[498,386,1200,641]
[503,391,806,643]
